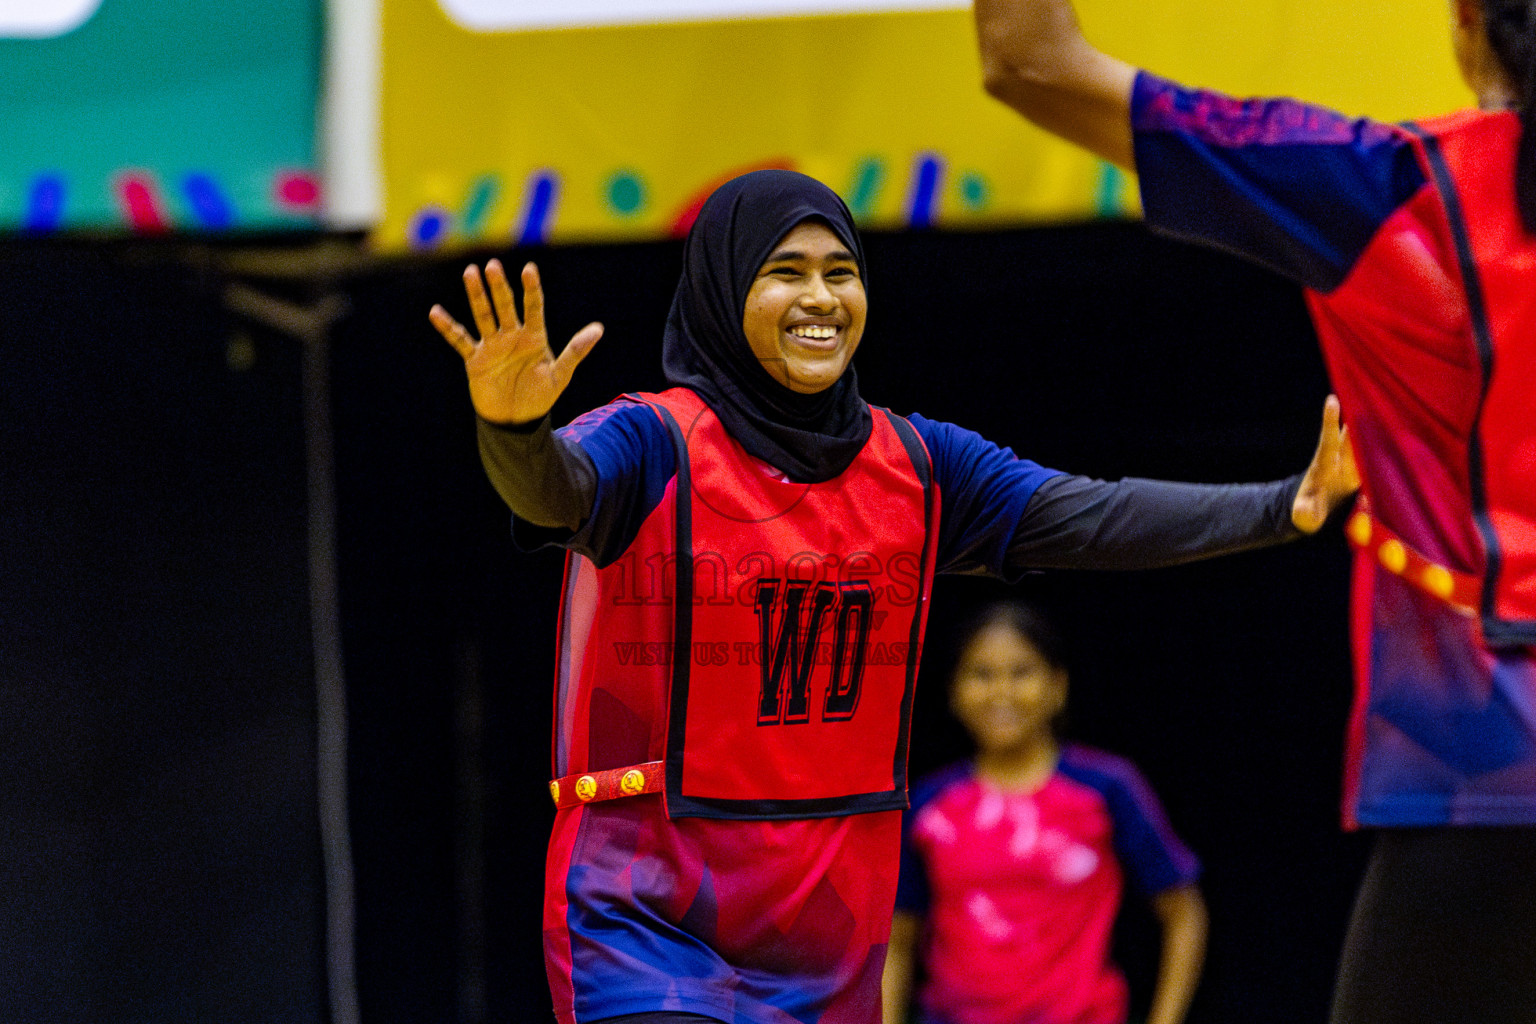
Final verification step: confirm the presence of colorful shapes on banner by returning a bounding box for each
[381,149,1120,246]
[906,153,943,229]
[409,207,453,249]
[517,171,559,245]
[7,166,319,233]
[183,173,235,230]
[382,148,1124,246]
[118,173,169,234]
[605,171,646,218]
[24,174,66,233]
[406,175,500,248]
[275,170,322,211]
[846,158,884,220]
[460,174,500,236]
[1094,163,1125,218]
[957,171,990,212]
[669,160,794,238]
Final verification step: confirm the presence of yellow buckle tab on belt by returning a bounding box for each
[549,760,664,810]
[1346,510,1479,616]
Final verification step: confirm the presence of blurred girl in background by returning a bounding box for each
[885,601,1206,1024]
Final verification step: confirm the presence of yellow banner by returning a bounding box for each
[376,0,1469,250]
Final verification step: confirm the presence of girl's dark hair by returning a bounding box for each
[1483,0,1536,231]
[953,600,1070,675]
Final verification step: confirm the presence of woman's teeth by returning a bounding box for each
[789,325,837,340]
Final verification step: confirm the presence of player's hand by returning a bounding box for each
[1291,395,1359,534]
[429,260,603,425]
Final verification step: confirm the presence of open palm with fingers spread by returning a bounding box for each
[429,259,604,425]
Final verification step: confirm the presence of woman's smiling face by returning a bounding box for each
[741,219,867,394]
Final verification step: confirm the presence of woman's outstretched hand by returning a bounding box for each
[429,259,603,425]
[1291,395,1360,534]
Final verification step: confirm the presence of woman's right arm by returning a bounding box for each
[476,416,595,530]
[476,401,678,564]
[432,259,680,560]
[432,258,625,541]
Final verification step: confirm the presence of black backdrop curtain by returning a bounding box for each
[1,243,324,1022]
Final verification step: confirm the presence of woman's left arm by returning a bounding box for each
[1147,883,1209,1024]
[1001,397,1357,572]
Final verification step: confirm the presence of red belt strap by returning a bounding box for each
[549,760,665,810]
[1346,509,1479,616]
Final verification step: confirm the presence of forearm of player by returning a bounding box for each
[972,0,1138,169]
[881,912,921,1024]
[476,414,596,529]
[1148,884,1208,1024]
[1007,474,1303,572]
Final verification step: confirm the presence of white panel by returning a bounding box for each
[0,0,103,38]
[321,0,383,229]
[437,0,963,32]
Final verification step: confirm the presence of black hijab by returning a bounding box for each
[661,169,873,483]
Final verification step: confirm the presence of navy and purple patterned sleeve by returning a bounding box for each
[1132,70,1428,293]
[1060,746,1200,897]
[907,414,1064,578]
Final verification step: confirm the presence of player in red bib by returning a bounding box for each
[429,170,1357,1024]
[972,2,1536,1021]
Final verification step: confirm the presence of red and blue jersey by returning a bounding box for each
[538,389,1061,1024]
[1132,72,1536,827]
[896,748,1199,1024]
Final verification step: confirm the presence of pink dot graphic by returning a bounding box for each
[275,171,321,209]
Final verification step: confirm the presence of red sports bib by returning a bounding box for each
[641,389,938,818]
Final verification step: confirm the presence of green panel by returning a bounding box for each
[0,0,322,233]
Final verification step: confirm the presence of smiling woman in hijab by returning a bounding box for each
[429,169,1357,1024]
